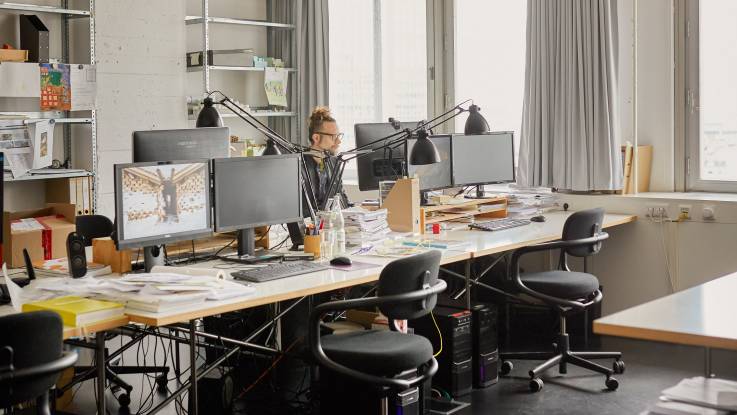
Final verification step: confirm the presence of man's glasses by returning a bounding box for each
[315,132,344,141]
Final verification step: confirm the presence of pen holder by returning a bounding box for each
[304,234,321,258]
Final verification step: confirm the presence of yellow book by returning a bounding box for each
[22,296,124,327]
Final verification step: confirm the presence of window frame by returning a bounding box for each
[681,0,737,192]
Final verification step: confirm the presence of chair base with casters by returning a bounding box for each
[500,314,623,392]
[495,208,624,393]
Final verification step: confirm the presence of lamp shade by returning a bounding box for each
[196,97,224,128]
[464,104,490,135]
[409,129,441,165]
[262,138,282,155]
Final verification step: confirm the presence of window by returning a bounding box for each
[685,0,737,191]
[454,0,527,165]
[328,0,429,180]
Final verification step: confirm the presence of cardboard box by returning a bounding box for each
[2,203,76,268]
[0,49,29,62]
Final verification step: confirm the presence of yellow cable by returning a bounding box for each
[430,312,443,358]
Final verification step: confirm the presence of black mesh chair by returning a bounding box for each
[309,250,447,415]
[75,214,114,246]
[0,311,78,415]
[499,208,624,392]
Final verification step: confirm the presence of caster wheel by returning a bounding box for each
[500,361,513,376]
[606,377,619,391]
[156,374,168,392]
[613,360,625,374]
[529,378,544,392]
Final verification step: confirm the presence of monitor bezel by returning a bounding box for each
[450,132,516,188]
[114,159,213,250]
[407,134,454,192]
[212,153,303,233]
[354,121,419,191]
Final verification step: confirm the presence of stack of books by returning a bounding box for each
[22,296,124,327]
[642,377,737,415]
[342,207,391,246]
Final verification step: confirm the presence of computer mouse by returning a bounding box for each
[530,215,546,222]
[330,256,352,266]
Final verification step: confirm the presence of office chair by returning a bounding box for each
[68,214,168,407]
[0,311,78,415]
[498,208,623,392]
[309,250,447,415]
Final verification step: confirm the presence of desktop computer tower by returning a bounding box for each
[410,306,473,398]
[438,298,500,389]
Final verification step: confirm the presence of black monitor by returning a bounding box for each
[213,154,302,257]
[132,127,230,162]
[407,134,453,196]
[114,160,212,270]
[451,132,515,196]
[355,121,418,191]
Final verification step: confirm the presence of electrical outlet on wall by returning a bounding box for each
[645,203,669,218]
[678,205,692,220]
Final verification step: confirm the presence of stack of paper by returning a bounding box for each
[640,377,737,415]
[342,207,391,246]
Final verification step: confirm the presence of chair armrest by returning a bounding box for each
[0,351,78,383]
[308,280,446,389]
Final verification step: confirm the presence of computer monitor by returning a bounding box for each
[213,154,302,257]
[132,127,230,162]
[407,134,453,196]
[114,160,212,270]
[355,121,419,191]
[451,132,515,196]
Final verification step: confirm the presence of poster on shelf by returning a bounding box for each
[28,119,54,169]
[70,64,96,110]
[264,67,288,108]
[39,63,71,111]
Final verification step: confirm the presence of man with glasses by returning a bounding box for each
[305,106,350,209]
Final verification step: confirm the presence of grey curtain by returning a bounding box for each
[269,0,330,146]
[517,0,622,191]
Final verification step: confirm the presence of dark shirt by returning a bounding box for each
[303,155,350,213]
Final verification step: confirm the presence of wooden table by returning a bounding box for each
[594,271,737,376]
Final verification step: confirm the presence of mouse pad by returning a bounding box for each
[327,260,382,272]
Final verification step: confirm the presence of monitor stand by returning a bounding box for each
[143,245,165,272]
[420,191,430,206]
[464,185,489,199]
[237,228,256,257]
[286,221,304,251]
[217,228,282,264]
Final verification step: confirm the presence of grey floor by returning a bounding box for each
[61,336,737,415]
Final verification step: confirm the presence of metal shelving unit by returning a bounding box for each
[187,0,300,140]
[0,1,97,209]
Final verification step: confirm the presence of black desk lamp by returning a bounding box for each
[195,91,319,252]
[464,104,490,135]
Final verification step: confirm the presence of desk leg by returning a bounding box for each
[96,331,106,415]
[188,320,198,414]
[465,260,472,310]
[705,347,714,378]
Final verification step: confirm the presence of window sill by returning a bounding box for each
[620,192,737,203]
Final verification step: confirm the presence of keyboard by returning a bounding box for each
[231,261,330,283]
[469,218,531,232]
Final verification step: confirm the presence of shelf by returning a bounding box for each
[185,15,294,29]
[4,170,93,182]
[0,3,90,16]
[187,65,297,73]
[189,111,296,120]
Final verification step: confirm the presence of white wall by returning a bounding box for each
[94,0,188,218]
[560,193,737,315]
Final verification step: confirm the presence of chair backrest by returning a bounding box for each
[377,250,442,321]
[561,208,605,257]
[0,311,64,406]
[76,214,114,246]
